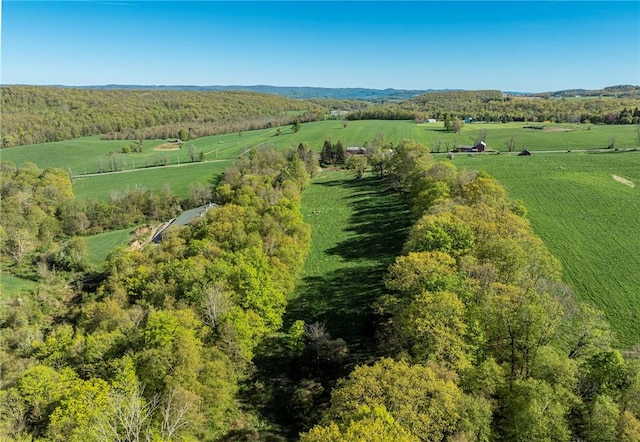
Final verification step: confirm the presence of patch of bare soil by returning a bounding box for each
[153,142,181,151]
[613,175,635,187]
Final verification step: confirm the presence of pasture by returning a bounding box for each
[454,151,640,347]
[72,160,230,200]
[85,227,138,268]
[3,121,637,177]
[285,170,411,355]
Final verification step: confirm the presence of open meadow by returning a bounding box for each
[3,120,637,176]
[454,151,640,347]
[286,170,411,356]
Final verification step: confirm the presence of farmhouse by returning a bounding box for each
[152,202,218,242]
[453,141,486,153]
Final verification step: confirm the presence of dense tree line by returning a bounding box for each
[0,86,326,147]
[401,90,640,124]
[0,146,316,440]
[301,139,640,441]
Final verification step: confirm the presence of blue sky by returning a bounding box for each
[1,1,639,92]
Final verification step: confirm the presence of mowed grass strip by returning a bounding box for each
[286,170,411,356]
[454,151,640,347]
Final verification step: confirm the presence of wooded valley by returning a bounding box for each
[1,86,639,441]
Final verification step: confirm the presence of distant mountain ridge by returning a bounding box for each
[528,85,640,99]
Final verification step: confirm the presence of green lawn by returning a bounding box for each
[286,170,411,355]
[453,151,640,347]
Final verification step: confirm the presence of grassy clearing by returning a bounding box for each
[85,227,137,269]
[453,151,640,347]
[286,170,411,356]
[0,272,38,301]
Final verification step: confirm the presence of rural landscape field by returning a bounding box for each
[2,0,640,440]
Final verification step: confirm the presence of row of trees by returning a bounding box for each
[301,140,640,441]
[403,91,640,124]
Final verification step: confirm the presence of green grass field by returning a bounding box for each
[454,151,640,347]
[3,120,635,202]
[285,170,411,356]
[3,121,637,175]
[72,160,230,200]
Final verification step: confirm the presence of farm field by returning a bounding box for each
[454,151,640,347]
[286,170,411,356]
[3,120,637,175]
[72,160,230,200]
[3,120,636,202]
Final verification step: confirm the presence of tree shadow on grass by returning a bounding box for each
[285,175,411,357]
[247,175,411,440]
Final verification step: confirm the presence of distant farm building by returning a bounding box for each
[330,110,350,117]
[426,118,437,123]
[453,141,486,153]
[345,146,366,155]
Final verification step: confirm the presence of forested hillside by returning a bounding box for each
[0,86,326,147]
[344,89,640,124]
[3,86,639,149]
